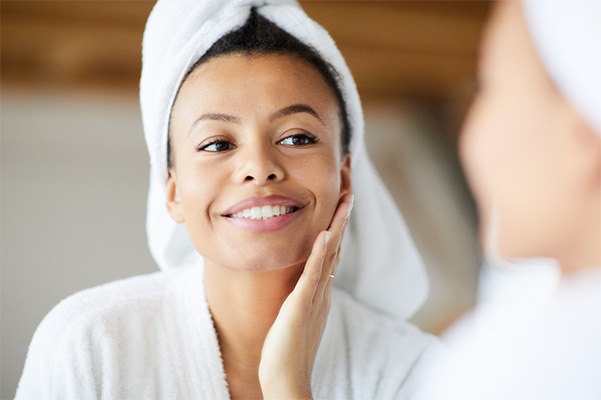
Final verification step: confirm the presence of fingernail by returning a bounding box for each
[345,194,355,219]
[324,231,332,246]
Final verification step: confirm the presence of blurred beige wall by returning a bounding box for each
[1,92,156,398]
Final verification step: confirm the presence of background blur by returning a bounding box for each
[1,1,490,398]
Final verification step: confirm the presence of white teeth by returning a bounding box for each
[231,205,295,220]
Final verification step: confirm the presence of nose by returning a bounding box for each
[237,141,285,185]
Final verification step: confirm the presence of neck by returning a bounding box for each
[559,229,601,277]
[204,261,303,367]
[558,190,601,277]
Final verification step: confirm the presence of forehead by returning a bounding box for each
[169,53,343,142]
[169,53,342,142]
[179,53,338,107]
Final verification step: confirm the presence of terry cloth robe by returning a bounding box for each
[16,265,438,400]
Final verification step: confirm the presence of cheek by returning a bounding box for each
[175,167,229,262]
[460,95,568,258]
[302,155,341,201]
[176,167,222,224]
[460,96,522,249]
[282,154,342,241]
[460,99,504,208]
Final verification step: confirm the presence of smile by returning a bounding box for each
[229,205,298,220]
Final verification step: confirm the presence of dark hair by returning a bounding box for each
[168,8,351,168]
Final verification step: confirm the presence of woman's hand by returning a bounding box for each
[258,193,354,400]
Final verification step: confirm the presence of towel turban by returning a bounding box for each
[523,0,601,134]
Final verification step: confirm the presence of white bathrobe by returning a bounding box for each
[417,265,601,400]
[16,265,438,400]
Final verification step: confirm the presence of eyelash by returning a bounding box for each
[196,132,318,153]
[278,132,319,146]
[197,138,235,152]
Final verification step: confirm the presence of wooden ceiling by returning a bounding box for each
[1,1,490,102]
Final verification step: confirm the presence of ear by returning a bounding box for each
[166,170,185,223]
[339,154,352,197]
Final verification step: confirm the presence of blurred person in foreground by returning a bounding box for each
[419,0,600,399]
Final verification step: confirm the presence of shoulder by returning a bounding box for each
[40,270,179,334]
[23,269,185,360]
[16,268,191,399]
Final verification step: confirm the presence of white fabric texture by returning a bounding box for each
[416,266,601,400]
[140,0,428,320]
[16,266,438,400]
[522,0,601,134]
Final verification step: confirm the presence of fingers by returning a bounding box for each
[325,194,354,277]
[290,230,331,306]
[316,193,354,300]
[292,193,354,307]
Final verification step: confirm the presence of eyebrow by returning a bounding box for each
[189,104,323,134]
[192,113,241,127]
[269,104,324,125]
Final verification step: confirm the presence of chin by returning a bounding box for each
[482,221,547,263]
[225,245,312,272]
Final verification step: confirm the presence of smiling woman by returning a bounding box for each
[168,53,349,275]
[15,1,437,399]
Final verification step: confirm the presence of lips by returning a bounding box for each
[222,195,304,232]
[229,205,298,220]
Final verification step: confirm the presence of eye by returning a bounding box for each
[198,139,235,152]
[278,132,319,146]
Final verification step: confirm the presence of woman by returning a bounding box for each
[16,1,436,399]
[420,1,601,398]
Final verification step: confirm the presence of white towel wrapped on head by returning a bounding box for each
[523,0,601,135]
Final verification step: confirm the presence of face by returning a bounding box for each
[460,1,599,263]
[167,53,351,272]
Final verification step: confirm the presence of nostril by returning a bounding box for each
[242,172,279,183]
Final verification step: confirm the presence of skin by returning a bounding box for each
[167,53,353,399]
[460,0,601,274]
